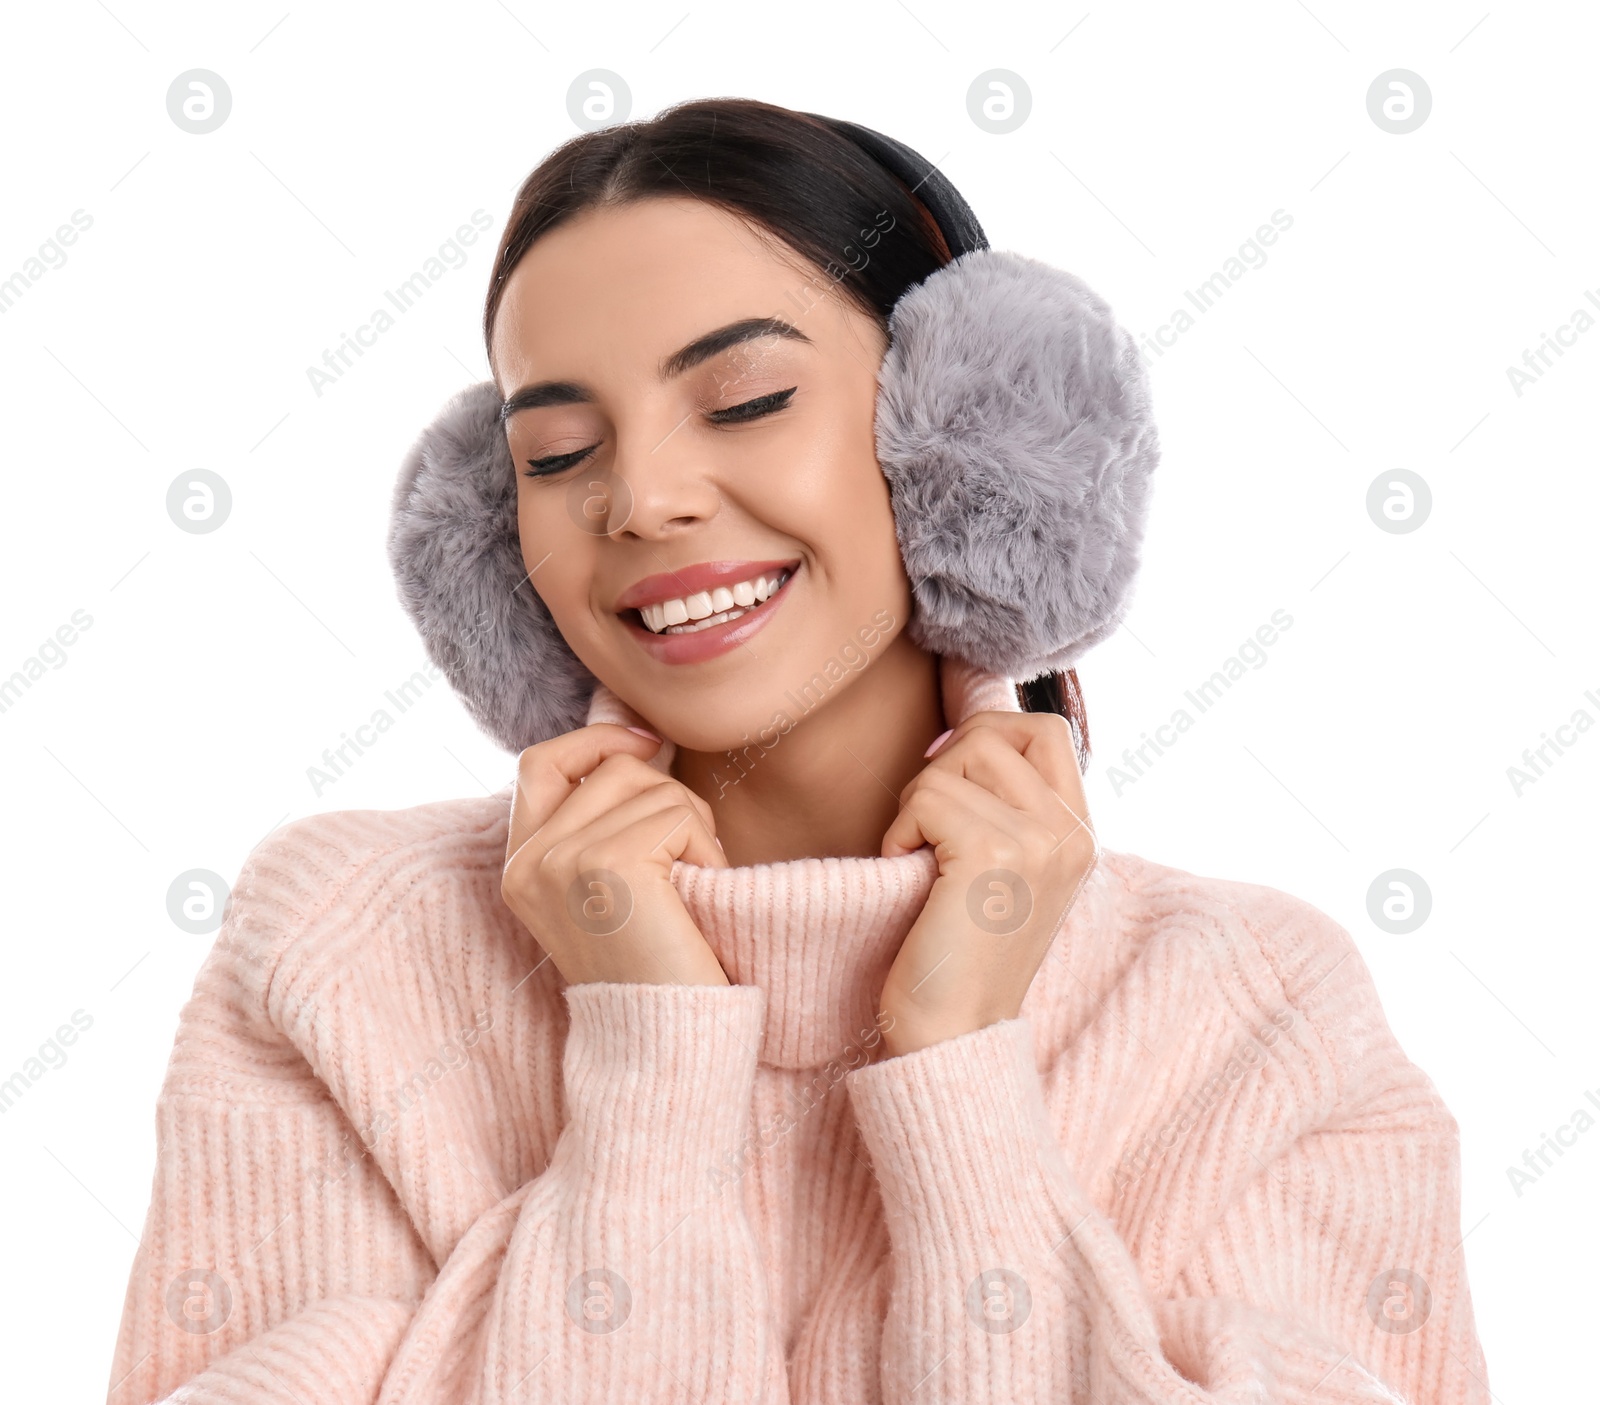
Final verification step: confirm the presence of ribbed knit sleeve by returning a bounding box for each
[377,981,790,1404]
[106,821,440,1405]
[104,1090,419,1404]
[846,935,1491,1404]
[106,813,788,1405]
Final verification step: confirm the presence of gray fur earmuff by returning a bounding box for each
[386,121,1159,757]
[387,377,593,759]
[873,248,1158,678]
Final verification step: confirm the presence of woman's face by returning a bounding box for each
[489,195,916,753]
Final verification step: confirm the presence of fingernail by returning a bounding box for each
[923,727,953,758]
[626,725,661,742]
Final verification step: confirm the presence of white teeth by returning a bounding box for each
[637,569,792,634]
[663,608,746,635]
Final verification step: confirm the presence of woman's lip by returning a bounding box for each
[620,564,799,665]
[615,557,802,612]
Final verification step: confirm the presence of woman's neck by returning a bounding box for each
[670,639,947,867]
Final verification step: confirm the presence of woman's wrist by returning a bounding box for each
[879,1009,1015,1059]
[878,987,1022,1059]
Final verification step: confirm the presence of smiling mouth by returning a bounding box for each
[621,565,798,636]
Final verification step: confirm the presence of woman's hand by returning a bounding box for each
[876,712,1100,1057]
[502,723,732,987]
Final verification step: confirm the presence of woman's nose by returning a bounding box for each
[594,426,723,540]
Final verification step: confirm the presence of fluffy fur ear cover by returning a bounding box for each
[387,249,1158,754]
[873,248,1159,678]
[387,378,598,755]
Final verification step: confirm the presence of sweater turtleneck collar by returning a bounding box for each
[559,655,1027,1069]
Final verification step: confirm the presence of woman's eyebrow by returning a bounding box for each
[500,380,590,421]
[500,316,811,424]
[659,316,811,379]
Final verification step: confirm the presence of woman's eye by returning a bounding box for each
[523,445,596,478]
[520,388,795,478]
[710,386,797,423]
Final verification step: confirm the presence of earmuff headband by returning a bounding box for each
[803,113,990,259]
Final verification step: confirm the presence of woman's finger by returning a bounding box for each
[888,716,1093,857]
[933,713,1086,808]
[532,778,728,875]
[882,767,1055,861]
[507,723,666,861]
[917,722,1087,829]
[517,750,718,866]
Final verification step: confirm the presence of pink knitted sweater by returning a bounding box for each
[107,657,1490,1404]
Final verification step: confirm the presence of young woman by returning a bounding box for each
[107,98,1490,1404]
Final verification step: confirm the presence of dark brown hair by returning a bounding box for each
[482,96,1091,772]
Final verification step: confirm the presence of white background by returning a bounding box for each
[2,0,1593,1397]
